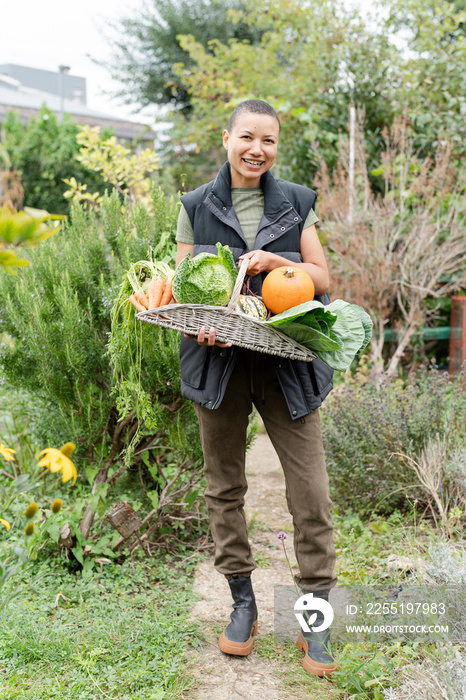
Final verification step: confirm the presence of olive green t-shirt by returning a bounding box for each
[176,186,319,251]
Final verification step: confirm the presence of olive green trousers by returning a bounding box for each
[194,349,337,591]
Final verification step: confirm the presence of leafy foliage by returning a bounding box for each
[100,0,265,111]
[106,0,466,192]
[321,362,466,516]
[170,0,398,186]
[2,107,112,214]
[386,0,466,158]
[0,189,205,544]
[0,205,63,272]
[64,126,160,211]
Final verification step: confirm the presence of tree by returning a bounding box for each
[2,107,112,214]
[100,0,265,113]
[386,0,466,158]
[63,125,160,212]
[163,0,466,190]
[171,0,399,187]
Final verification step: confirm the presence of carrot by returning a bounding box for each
[148,277,164,309]
[135,290,149,309]
[160,277,173,306]
[129,294,146,312]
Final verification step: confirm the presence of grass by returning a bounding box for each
[258,510,466,699]
[333,508,441,586]
[254,634,337,698]
[0,553,203,700]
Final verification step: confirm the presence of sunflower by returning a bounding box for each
[37,442,77,485]
[0,440,15,462]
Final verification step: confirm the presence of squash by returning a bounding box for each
[235,294,268,320]
[262,266,315,314]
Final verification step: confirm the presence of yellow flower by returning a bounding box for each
[0,440,15,462]
[51,499,63,513]
[37,442,77,485]
[25,522,35,536]
[24,503,39,519]
[0,518,10,530]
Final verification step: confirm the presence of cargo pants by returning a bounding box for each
[194,348,337,591]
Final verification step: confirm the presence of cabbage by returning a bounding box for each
[172,243,238,306]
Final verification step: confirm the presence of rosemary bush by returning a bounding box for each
[0,189,205,547]
[321,362,466,516]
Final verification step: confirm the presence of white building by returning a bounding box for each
[0,64,155,144]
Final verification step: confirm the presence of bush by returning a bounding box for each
[2,106,112,214]
[0,189,205,551]
[321,361,466,516]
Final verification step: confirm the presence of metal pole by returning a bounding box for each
[348,103,356,224]
[58,65,70,121]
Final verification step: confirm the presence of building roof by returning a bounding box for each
[0,70,155,143]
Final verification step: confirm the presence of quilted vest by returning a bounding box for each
[178,161,334,419]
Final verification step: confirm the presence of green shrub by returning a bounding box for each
[0,189,205,549]
[321,362,466,516]
[2,106,112,214]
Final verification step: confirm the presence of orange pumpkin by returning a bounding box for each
[262,266,315,314]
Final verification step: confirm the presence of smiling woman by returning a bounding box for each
[174,98,338,678]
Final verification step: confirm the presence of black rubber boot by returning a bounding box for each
[218,574,258,656]
[296,590,337,677]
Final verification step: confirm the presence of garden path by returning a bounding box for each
[183,430,328,700]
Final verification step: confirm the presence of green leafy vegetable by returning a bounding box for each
[266,301,340,351]
[172,242,238,306]
[266,299,373,371]
[315,300,367,371]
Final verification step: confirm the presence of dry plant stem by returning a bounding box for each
[392,434,450,527]
[314,111,466,382]
[112,460,204,552]
[79,411,136,538]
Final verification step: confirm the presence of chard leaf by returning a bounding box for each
[266,301,337,328]
[272,321,341,351]
[314,301,366,371]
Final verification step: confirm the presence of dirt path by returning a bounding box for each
[183,431,322,700]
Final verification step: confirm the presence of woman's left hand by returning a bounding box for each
[239,250,273,276]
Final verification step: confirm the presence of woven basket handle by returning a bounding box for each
[225,258,250,315]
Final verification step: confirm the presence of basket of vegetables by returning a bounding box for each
[132,243,373,370]
[135,247,316,362]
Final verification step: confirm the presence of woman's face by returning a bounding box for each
[222,111,279,188]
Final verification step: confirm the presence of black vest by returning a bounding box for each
[178,161,333,419]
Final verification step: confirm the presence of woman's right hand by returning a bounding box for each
[184,326,232,348]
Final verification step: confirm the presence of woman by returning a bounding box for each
[176,100,337,677]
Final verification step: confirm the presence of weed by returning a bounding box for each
[0,554,201,699]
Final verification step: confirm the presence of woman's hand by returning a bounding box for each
[239,225,329,294]
[184,326,232,348]
[239,250,273,276]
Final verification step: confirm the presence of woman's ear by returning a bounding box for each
[222,129,230,150]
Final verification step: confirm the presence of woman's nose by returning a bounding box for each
[248,140,263,155]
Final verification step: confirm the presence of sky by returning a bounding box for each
[1,0,153,124]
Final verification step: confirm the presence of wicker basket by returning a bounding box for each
[136,259,316,362]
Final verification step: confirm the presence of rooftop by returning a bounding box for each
[0,64,155,143]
